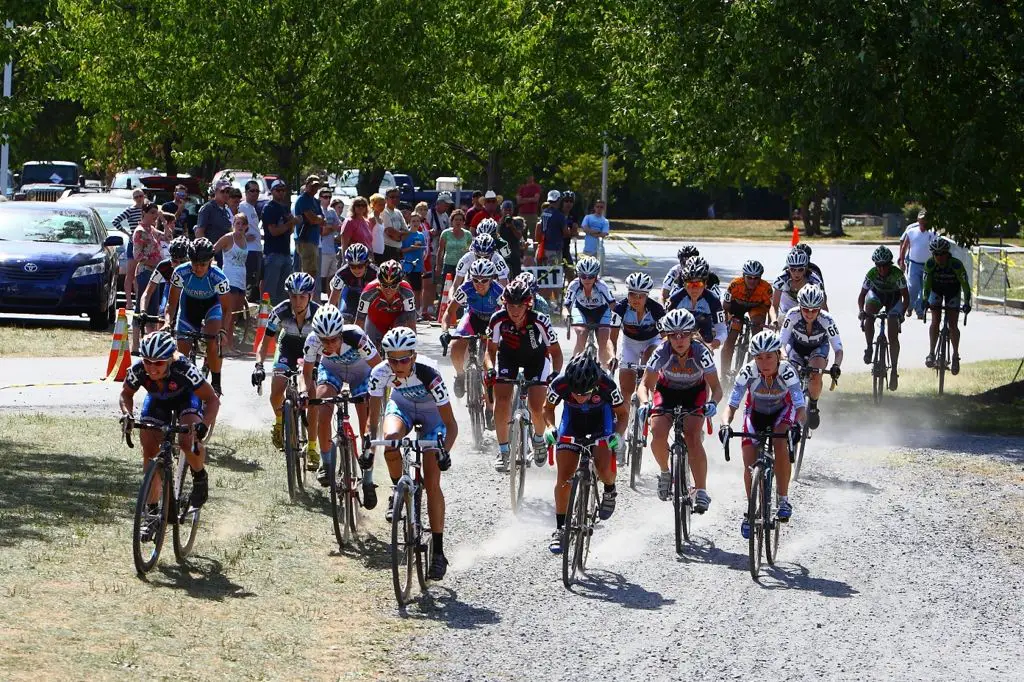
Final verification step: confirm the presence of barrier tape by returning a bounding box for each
[604,234,650,267]
[0,378,108,391]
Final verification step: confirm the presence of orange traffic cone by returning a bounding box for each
[105,308,132,381]
[790,224,800,247]
[253,292,272,353]
[437,273,454,323]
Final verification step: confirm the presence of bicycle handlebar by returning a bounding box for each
[370,437,444,450]
[721,429,791,462]
[306,392,353,406]
[120,415,194,449]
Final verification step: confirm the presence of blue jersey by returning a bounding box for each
[452,280,503,319]
[367,358,449,411]
[613,298,665,341]
[170,262,231,300]
[304,326,377,391]
[667,288,726,344]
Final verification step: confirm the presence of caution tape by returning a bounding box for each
[604,234,650,267]
[0,378,108,391]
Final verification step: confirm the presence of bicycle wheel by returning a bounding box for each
[467,371,484,447]
[562,473,588,588]
[628,402,644,489]
[508,414,527,514]
[793,426,809,481]
[172,454,201,563]
[282,399,298,501]
[415,487,432,591]
[580,476,599,571]
[671,442,690,552]
[343,436,360,539]
[937,328,949,395]
[732,328,748,377]
[872,337,887,404]
[132,458,169,575]
[390,480,415,606]
[296,411,308,491]
[764,471,779,566]
[330,444,346,551]
[747,466,764,580]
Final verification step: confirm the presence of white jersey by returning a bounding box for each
[563,278,615,310]
[778,308,843,355]
[728,360,806,414]
[773,270,825,315]
[454,252,509,280]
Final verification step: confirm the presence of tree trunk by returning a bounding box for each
[485,150,503,194]
[810,187,824,236]
[829,184,845,236]
[357,166,385,199]
[800,198,812,235]
[163,137,177,177]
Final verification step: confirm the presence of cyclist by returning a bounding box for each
[661,246,722,302]
[635,309,723,508]
[857,245,910,389]
[119,331,220,540]
[772,247,826,319]
[666,257,727,350]
[451,234,510,290]
[721,259,775,376]
[793,243,824,285]
[443,259,504,417]
[328,243,379,323]
[163,237,231,395]
[718,330,806,538]
[140,235,190,321]
[778,284,843,429]
[366,326,458,581]
[303,304,381,493]
[564,255,617,368]
[542,353,628,554]
[354,259,417,351]
[610,272,665,405]
[487,278,563,471]
[252,272,320,458]
[474,217,511,260]
[922,237,971,374]
[514,271,552,317]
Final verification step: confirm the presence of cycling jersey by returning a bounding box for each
[862,266,908,299]
[452,280,503,337]
[778,308,843,360]
[723,277,773,317]
[454,252,510,281]
[170,262,231,333]
[489,308,557,384]
[666,288,727,344]
[772,270,825,315]
[330,263,378,317]
[923,256,970,302]
[267,300,320,370]
[728,360,805,414]
[546,369,623,443]
[647,338,716,391]
[355,281,417,338]
[367,358,450,441]
[125,356,206,424]
[564,279,616,311]
[146,258,178,314]
[303,326,377,397]
[612,298,665,342]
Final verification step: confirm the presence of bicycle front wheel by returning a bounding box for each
[764,471,780,566]
[133,459,169,575]
[283,399,298,501]
[390,481,415,606]
[937,329,949,395]
[747,466,765,580]
[562,473,588,588]
[467,370,484,447]
[793,427,809,480]
[628,403,644,489]
[509,416,528,514]
[872,338,887,404]
[172,456,201,563]
[343,436,360,540]
[296,410,308,491]
[672,442,691,552]
[330,444,346,551]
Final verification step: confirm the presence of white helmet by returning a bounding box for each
[659,308,696,333]
[381,326,417,353]
[786,248,809,268]
[742,259,764,277]
[749,329,782,355]
[476,218,499,236]
[576,256,601,278]
[625,272,653,293]
[797,283,826,309]
[312,304,345,339]
[469,258,498,279]
[139,331,176,360]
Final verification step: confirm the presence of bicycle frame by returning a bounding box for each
[866,311,896,402]
[508,371,534,513]
[308,390,360,549]
[669,406,704,551]
[558,433,608,588]
[623,361,647,489]
[933,307,968,395]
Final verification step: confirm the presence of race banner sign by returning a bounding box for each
[522,265,564,290]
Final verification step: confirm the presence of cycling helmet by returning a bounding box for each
[312,304,345,339]
[469,258,498,279]
[563,353,600,394]
[797,283,826,309]
[576,256,601,278]
[345,243,370,264]
[377,260,405,287]
[749,329,782,355]
[741,259,765,277]
[139,330,176,360]
[681,256,710,281]
[930,237,951,255]
[515,271,538,293]
[168,236,190,260]
[625,272,653,293]
[471,234,495,257]
[188,238,215,262]
[677,245,700,264]
[658,308,697,333]
[502,278,532,304]
[795,242,813,258]
[561,190,576,203]
[871,245,894,265]
[285,271,315,294]
[381,326,417,353]
[476,218,499,236]
[786,248,809,268]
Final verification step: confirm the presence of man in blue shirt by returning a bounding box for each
[581,198,610,273]
[293,175,325,292]
[262,180,301,304]
[197,179,233,265]
[538,189,566,266]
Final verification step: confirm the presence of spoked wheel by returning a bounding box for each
[283,399,298,501]
[562,473,589,588]
[133,459,170,575]
[390,481,415,607]
[764,479,781,567]
[871,339,888,404]
[467,371,484,448]
[343,437,360,541]
[580,478,599,571]
[296,411,308,491]
[937,330,949,395]
[732,330,749,378]
[508,416,528,514]
[628,403,644,489]
[793,428,809,480]
[414,489,433,592]
[172,455,201,563]
[672,443,692,552]
[747,466,765,580]
[330,444,346,550]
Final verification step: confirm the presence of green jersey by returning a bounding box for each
[923,256,970,301]
[862,265,908,297]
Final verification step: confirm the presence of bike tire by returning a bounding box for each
[793,426,809,480]
[764,470,779,566]
[133,458,169,575]
[938,330,948,395]
[872,337,887,404]
[283,400,298,501]
[747,465,764,580]
[344,436,360,539]
[509,415,527,514]
[467,370,484,448]
[390,481,415,606]
[671,442,688,553]
[330,445,346,551]
[580,476,599,572]
[296,411,308,491]
[414,487,432,591]
[628,402,643,489]
[172,457,201,563]
[562,473,587,588]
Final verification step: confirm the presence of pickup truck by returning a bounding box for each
[394,173,477,209]
[14,160,85,202]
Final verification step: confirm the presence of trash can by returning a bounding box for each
[882,213,903,238]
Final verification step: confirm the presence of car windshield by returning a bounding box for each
[334,171,358,188]
[89,204,133,230]
[0,208,97,244]
[22,165,77,185]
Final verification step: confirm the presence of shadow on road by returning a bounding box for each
[758,561,859,598]
[205,442,262,473]
[676,536,748,570]
[513,496,557,526]
[797,472,882,495]
[569,569,677,610]
[332,530,392,571]
[149,555,256,601]
[401,585,502,629]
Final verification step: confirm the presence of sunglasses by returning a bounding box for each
[668,331,693,340]
[387,354,414,364]
[685,279,705,286]
[789,267,806,273]
[800,307,820,314]
[349,262,367,268]
[579,274,596,281]
[142,358,170,366]
[571,388,596,397]
[472,277,492,285]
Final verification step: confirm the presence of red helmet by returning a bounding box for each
[377,260,404,288]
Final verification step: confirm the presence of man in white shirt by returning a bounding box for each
[240,180,263,302]
[381,186,408,262]
[898,208,936,320]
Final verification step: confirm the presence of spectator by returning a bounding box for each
[898,208,936,320]
[160,183,192,237]
[381,186,408,263]
[369,192,386,264]
[437,208,473,283]
[294,175,326,292]
[240,180,263,302]
[124,202,171,351]
[516,174,542,236]
[428,192,452,244]
[537,190,566,267]
[470,190,501,230]
[319,190,342,295]
[465,189,485,228]
[499,200,524,277]
[581,198,610,272]
[261,179,300,304]
[401,212,428,316]
[340,196,373,252]
[560,191,579,280]
[213,212,251,353]
[196,179,233,251]
[113,188,147,234]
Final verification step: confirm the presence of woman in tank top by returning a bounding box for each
[214,213,251,352]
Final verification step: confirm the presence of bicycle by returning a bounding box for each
[566,319,600,362]
[622,362,648,489]
[507,370,536,514]
[122,414,202,575]
[371,432,446,607]
[864,311,896,403]
[175,328,216,381]
[668,406,707,553]
[442,332,490,448]
[307,390,362,550]
[933,307,968,395]
[791,365,838,481]
[278,368,309,501]
[723,425,798,581]
[728,315,753,382]
[558,433,608,588]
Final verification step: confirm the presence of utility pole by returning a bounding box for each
[600,134,608,204]
[1,20,13,197]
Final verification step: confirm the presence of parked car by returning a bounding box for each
[328,169,398,202]
[0,202,122,329]
[210,169,270,201]
[55,191,136,289]
[394,172,476,209]
[14,161,84,202]
[110,167,165,191]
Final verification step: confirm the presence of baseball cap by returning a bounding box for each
[546,190,561,202]
[271,179,287,190]
[484,190,498,200]
[501,199,513,211]
[214,179,232,191]
[436,191,453,205]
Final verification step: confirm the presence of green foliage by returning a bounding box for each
[553,153,625,210]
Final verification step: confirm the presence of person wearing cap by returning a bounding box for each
[319,190,343,294]
[581,198,610,273]
[537,189,567,267]
[898,208,936,320]
[559,191,579,280]
[381,186,408,263]
[465,189,485,228]
[294,175,326,294]
[196,180,234,256]
[240,180,263,303]
[262,179,302,304]
[516,174,542,236]
[498,199,524,277]
[160,183,193,238]
[470,190,501,230]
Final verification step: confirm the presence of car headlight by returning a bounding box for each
[72,261,107,278]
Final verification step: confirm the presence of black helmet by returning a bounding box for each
[564,353,600,394]
[188,238,215,262]
[681,256,710,281]
[168,236,190,260]
[795,242,812,258]
[677,245,700,264]
[501,278,532,305]
[561,190,576,203]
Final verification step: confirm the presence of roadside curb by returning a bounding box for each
[589,234,899,246]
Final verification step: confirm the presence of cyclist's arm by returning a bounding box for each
[119,383,138,416]
[771,287,782,317]
[635,366,658,406]
[547,341,564,375]
[301,359,315,394]
[195,381,220,430]
[367,395,382,438]
[922,262,934,301]
[956,261,971,304]
[438,402,458,453]
[705,369,724,405]
[778,314,793,347]
[164,285,182,329]
[857,285,868,314]
[612,401,629,437]
[542,401,558,433]
[825,317,844,366]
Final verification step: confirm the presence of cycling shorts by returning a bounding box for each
[496,349,550,386]
[787,340,830,365]
[453,312,489,338]
[927,291,961,309]
[652,382,706,415]
[726,299,770,321]
[177,296,223,334]
[570,304,612,328]
[383,401,446,445]
[316,363,369,401]
[742,405,797,447]
[865,290,905,315]
[140,392,202,426]
[619,335,660,368]
[556,403,613,453]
